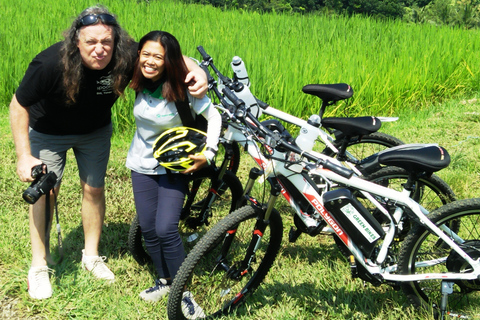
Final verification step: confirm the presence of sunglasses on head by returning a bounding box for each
[77,14,117,28]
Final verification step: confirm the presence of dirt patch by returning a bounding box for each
[1,296,20,319]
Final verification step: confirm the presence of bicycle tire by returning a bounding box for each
[216,140,241,175]
[333,166,456,260]
[365,166,456,221]
[226,141,241,174]
[167,205,283,319]
[325,131,404,162]
[127,170,243,266]
[398,198,480,319]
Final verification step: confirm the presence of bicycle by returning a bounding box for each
[167,85,478,320]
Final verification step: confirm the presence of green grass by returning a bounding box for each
[1,94,479,319]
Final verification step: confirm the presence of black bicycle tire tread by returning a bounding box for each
[127,214,151,266]
[323,131,403,158]
[350,131,404,147]
[168,205,283,320]
[228,141,241,174]
[364,166,457,203]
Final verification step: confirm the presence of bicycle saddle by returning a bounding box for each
[358,144,451,175]
[302,83,353,102]
[322,116,381,136]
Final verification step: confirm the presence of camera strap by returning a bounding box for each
[45,189,64,265]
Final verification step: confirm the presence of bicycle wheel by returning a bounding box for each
[398,198,480,319]
[128,170,243,266]
[326,131,404,162]
[365,166,456,239]
[168,205,283,319]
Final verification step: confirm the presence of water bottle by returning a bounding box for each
[231,56,250,87]
[295,115,321,152]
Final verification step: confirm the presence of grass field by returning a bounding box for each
[1,0,480,318]
[1,95,479,319]
[2,0,480,133]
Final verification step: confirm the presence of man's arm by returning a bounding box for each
[9,94,42,182]
[183,56,208,99]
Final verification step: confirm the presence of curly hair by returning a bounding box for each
[129,31,189,102]
[60,5,136,104]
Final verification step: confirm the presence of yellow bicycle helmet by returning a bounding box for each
[153,127,207,171]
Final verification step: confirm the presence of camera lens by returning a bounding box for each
[22,188,41,204]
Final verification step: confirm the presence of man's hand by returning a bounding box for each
[185,71,208,98]
[183,56,208,99]
[17,155,43,182]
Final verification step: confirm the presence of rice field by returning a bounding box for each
[1,0,480,133]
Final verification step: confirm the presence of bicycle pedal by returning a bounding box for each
[288,227,302,243]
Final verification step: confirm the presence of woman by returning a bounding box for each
[126,31,221,302]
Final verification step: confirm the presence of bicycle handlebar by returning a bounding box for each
[198,46,353,179]
[197,45,212,63]
[197,46,231,85]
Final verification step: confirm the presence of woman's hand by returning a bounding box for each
[181,154,208,174]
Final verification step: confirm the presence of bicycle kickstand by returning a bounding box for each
[439,281,453,320]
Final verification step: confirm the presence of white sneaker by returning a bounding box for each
[139,278,171,302]
[181,291,206,319]
[27,266,53,299]
[81,249,115,282]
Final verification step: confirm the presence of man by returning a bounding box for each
[9,5,208,299]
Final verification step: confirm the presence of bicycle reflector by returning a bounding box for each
[153,127,207,171]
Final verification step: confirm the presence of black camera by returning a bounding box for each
[22,164,58,204]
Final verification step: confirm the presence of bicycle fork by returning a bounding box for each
[217,168,281,280]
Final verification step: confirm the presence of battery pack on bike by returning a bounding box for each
[323,188,385,257]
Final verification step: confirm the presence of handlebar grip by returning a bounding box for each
[255,98,269,110]
[321,160,354,179]
[198,63,215,84]
[222,87,245,108]
[197,46,211,62]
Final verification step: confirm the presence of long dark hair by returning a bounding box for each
[129,31,189,102]
[60,5,136,104]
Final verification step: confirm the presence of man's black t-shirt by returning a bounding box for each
[15,42,135,135]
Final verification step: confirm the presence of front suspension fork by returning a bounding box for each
[218,168,282,279]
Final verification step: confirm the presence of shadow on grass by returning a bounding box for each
[46,221,157,279]
[237,279,408,319]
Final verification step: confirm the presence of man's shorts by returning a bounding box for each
[29,124,112,188]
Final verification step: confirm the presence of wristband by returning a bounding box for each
[204,147,217,166]
[206,147,217,155]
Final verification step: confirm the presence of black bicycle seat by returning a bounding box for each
[322,116,381,136]
[302,83,353,102]
[378,144,451,173]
